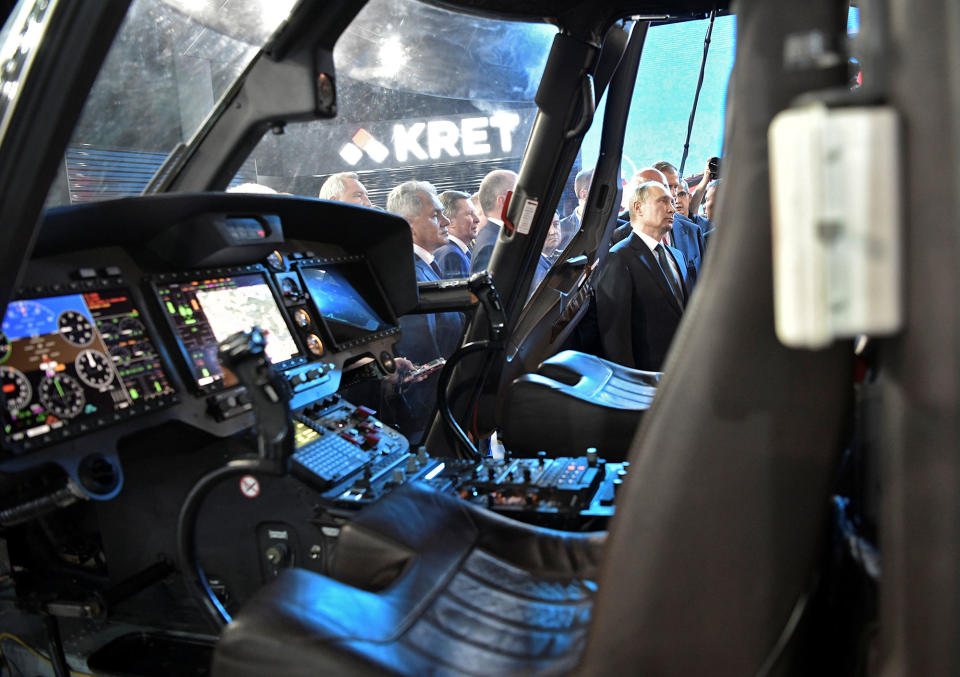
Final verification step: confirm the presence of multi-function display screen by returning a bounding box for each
[155,273,299,391]
[0,290,175,446]
[299,262,395,348]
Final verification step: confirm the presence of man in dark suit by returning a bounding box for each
[652,161,706,291]
[433,190,479,279]
[470,169,517,274]
[530,211,561,297]
[385,181,463,441]
[558,167,593,252]
[595,181,689,372]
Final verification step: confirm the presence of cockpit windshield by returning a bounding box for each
[43,0,557,208]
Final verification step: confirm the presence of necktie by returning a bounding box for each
[429,260,443,278]
[654,244,684,309]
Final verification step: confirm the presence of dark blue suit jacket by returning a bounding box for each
[470,221,500,274]
[594,233,688,372]
[434,242,471,279]
[392,257,464,440]
[529,254,553,299]
[669,213,705,292]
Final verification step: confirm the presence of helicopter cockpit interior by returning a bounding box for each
[1,0,953,674]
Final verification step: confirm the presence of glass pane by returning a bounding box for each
[44,0,295,207]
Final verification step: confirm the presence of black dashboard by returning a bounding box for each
[0,193,418,500]
[0,193,626,638]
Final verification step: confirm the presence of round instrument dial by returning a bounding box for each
[118,317,144,337]
[58,310,94,346]
[293,309,311,328]
[109,344,131,365]
[0,366,32,412]
[266,250,284,271]
[281,277,301,299]
[38,374,86,419]
[75,350,115,389]
[305,334,324,357]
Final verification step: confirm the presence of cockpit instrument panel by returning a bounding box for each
[296,257,399,352]
[152,269,301,394]
[1,289,177,451]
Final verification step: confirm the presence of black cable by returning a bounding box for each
[42,615,69,677]
[678,7,717,178]
[436,340,496,461]
[176,457,266,631]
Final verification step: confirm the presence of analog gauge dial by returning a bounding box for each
[293,309,311,328]
[1,366,32,412]
[266,250,284,271]
[58,310,94,346]
[118,317,144,337]
[281,277,301,300]
[305,334,324,357]
[75,350,115,388]
[38,374,85,419]
[109,344,132,365]
[0,332,9,364]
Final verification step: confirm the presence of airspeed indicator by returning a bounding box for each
[38,374,85,419]
[58,310,94,346]
[1,366,32,412]
[75,350,115,388]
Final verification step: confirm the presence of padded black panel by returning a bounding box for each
[500,350,658,460]
[213,482,605,676]
[580,0,853,674]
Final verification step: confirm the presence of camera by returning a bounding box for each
[708,156,721,178]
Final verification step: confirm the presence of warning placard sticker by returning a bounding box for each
[516,198,539,235]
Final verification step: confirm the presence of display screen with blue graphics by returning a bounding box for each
[299,262,394,348]
[0,290,175,447]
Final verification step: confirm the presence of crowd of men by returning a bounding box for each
[316,161,719,438]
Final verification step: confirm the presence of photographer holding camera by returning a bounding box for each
[687,156,720,222]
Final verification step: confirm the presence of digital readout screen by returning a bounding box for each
[0,290,175,445]
[155,273,299,390]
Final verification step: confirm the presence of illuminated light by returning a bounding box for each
[338,142,363,165]
[166,301,176,314]
[129,388,139,400]
[258,0,297,28]
[26,424,50,438]
[423,462,445,480]
[377,36,407,77]
[2,384,13,393]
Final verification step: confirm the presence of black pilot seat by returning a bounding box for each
[212,481,605,676]
[500,350,659,461]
